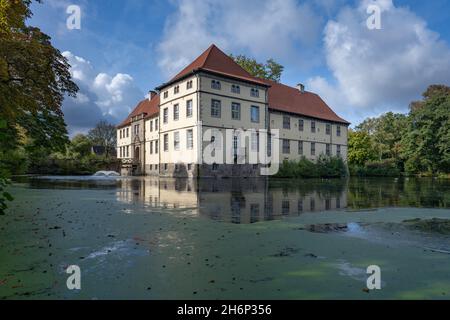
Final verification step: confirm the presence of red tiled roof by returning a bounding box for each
[167,44,268,86]
[263,79,350,124]
[117,95,159,128]
[119,44,348,127]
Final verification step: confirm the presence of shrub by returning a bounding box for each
[275,156,347,178]
[349,159,401,177]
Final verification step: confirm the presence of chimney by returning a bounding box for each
[148,90,157,100]
[296,83,305,93]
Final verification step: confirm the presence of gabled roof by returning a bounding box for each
[157,44,269,89]
[118,44,349,127]
[117,95,159,128]
[263,79,350,124]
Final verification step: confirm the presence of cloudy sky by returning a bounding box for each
[29,0,450,135]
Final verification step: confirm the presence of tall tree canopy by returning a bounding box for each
[402,85,450,174]
[0,0,78,214]
[230,54,284,82]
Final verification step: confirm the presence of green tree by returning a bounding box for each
[356,112,408,161]
[69,134,94,158]
[87,121,117,157]
[402,85,450,174]
[347,130,376,166]
[230,54,284,82]
[0,0,78,214]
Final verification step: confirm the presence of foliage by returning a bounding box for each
[347,130,376,166]
[349,159,401,177]
[230,54,284,82]
[351,85,450,177]
[87,120,117,156]
[402,86,450,174]
[275,156,347,178]
[69,134,94,158]
[0,176,13,215]
[0,0,79,213]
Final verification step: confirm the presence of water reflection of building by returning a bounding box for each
[116,178,347,224]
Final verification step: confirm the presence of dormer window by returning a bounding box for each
[251,88,259,97]
[211,80,221,90]
[231,84,240,94]
[186,80,193,89]
[174,85,180,94]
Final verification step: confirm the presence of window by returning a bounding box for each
[231,84,240,94]
[150,164,152,170]
[251,131,258,151]
[134,124,139,135]
[150,120,153,132]
[282,139,290,154]
[337,144,341,157]
[326,143,331,156]
[163,91,168,99]
[298,141,303,155]
[119,130,122,139]
[187,80,193,89]
[186,100,193,118]
[188,163,192,171]
[326,123,331,135]
[174,85,179,94]
[211,99,221,118]
[150,141,153,154]
[126,145,129,157]
[283,116,290,129]
[299,119,304,131]
[251,106,260,123]
[163,108,168,124]
[155,164,158,170]
[173,104,179,121]
[164,163,168,171]
[337,125,341,137]
[311,121,316,133]
[311,142,315,156]
[174,131,180,150]
[155,119,158,130]
[126,128,129,137]
[163,134,168,151]
[336,197,341,209]
[119,147,122,158]
[251,88,259,97]
[231,102,241,120]
[187,129,193,149]
[155,140,158,154]
[211,79,221,90]
[310,198,315,211]
[212,163,219,171]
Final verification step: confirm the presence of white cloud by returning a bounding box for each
[307,0,450,125]
[62,51,144,135]
[157,0,322,78]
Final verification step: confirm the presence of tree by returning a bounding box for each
[230,54,284,82]
[69,134,93,158]
[356,112,408,161]
[0,0,78,214]
[87,121,117,157]
[402,85,450,174]
[347,130,376,166]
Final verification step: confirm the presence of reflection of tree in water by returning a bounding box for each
[269,178,348,198]
[347,177,450,209]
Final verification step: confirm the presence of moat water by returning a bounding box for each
[1,176,450,299]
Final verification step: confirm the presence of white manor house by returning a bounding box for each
[116,45,349,177]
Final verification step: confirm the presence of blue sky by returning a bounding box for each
[29,0,450,134]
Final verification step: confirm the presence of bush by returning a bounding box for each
[349,159,401,177]
[275,156,347,178]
